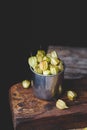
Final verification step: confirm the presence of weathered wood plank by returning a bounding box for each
[9,78,87,130]
[48,46,87,79]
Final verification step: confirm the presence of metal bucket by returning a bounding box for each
[30,67,64,100]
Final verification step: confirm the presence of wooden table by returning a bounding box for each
[9,46,87,130]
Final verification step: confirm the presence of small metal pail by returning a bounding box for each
[30,67,64,100]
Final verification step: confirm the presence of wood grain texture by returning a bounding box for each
[48,46,87,79]
[9,80,87,130]
[9,46,87,130]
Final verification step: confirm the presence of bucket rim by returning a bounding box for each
[30,65,65,77]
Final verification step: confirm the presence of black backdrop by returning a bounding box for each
[1,40,87,130]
